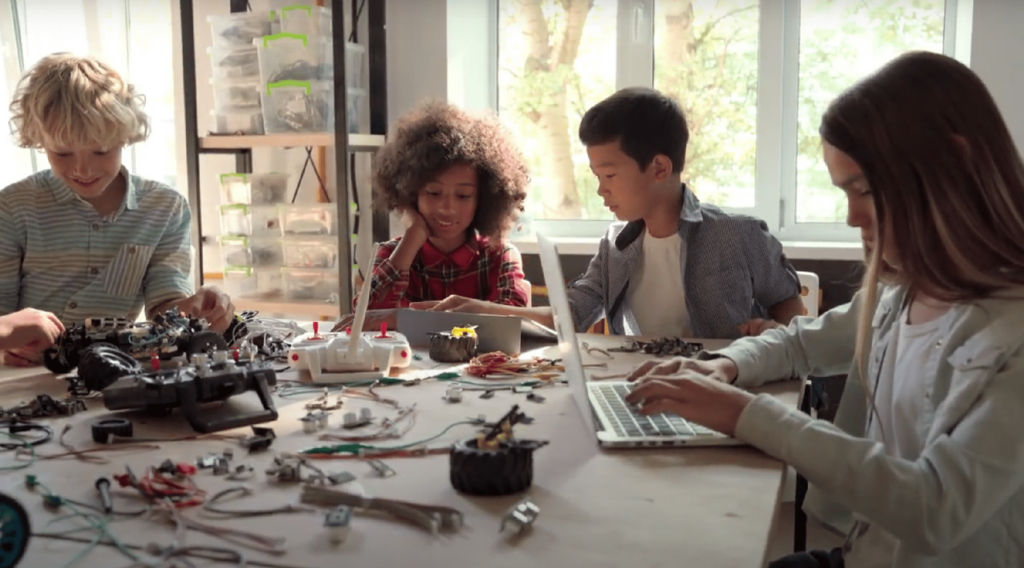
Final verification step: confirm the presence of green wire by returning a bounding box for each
[300,419,479,455]
[29,477,157,568]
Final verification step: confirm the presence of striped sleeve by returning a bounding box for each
[0,199,23,315]
[143,195,194,313]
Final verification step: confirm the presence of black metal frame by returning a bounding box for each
[177,0,388,314]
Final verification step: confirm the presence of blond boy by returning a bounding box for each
[0,53,233,367]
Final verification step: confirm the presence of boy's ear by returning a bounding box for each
[650,154,673,182]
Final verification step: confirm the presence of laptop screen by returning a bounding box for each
[536,234,597,435]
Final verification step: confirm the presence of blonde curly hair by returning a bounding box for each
[9,52,150,150]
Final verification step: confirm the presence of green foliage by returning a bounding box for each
[499,0,946,224]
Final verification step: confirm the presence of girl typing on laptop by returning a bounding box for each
[625,52,1024,568]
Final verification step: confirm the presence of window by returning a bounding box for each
[0,0,177,190]
[496,0,960,241]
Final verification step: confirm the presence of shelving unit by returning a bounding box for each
[178,0,389,319]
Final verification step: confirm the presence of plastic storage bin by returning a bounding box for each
[219,172,290,205]
[208,12,272,48]
[283,267,339,303]
[345,88,366,133]
[210,108,264,135]
[255,33,332,85]
[275,5,332,37]
[208,45,261,80]
[220,204,282,237]
[261,80,333,134]
[282,237,338,269]
[210,77,261,110]
[223,267,285,301]
[220,236,284,268]
[280,204,336,236]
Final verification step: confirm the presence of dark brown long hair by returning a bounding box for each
[819,51,1024,407]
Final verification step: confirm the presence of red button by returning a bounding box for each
[401,350,408,359]
[291,353,299,361]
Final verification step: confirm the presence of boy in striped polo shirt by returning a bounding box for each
[0,53,234,367]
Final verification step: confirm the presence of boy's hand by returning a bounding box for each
[1,348,44,367]
[330,309,398,333]
[401,209,430,244]
[0,308,65,352]
[180,286,235,333]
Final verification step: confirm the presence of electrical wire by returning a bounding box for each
[466,351,564,379]
[200,486,314,518]
[301,418,478,456]
[0,430,34,471]
[34,533,312,568]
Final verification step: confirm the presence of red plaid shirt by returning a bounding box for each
[359,235,530,309]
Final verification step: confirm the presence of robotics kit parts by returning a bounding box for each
[300,484,464,536]
[444,383,464,403]
[341,408,373,429]
[501,499,540,535]
[304,389,343,411]
[427,326,479,363]
[608,337,704,357]
[300,411,330,433]
[91,418,133,444]
[1,394,87,420]
[100,355,279,434]
[449,405,549,496]
[239,426,276,453]
[367,459,395,478]
[324,505,353,544]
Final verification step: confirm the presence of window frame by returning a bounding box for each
[491,0,967,243]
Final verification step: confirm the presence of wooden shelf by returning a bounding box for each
[200,133,385,151]
[234,298,341,320]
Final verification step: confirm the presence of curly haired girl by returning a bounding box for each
[354,101,532,313]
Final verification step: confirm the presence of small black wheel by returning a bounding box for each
[77,343,140,392]
[42,346,78,375]
[0,492,30,568]
[187,331,228,358]
[449,438,547,496]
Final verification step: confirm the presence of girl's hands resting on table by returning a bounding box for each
[624,356,751,437]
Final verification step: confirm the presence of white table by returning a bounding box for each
[0,334,801,568]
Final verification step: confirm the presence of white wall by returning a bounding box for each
[970,0,1024,150]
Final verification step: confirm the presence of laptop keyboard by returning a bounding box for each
[591,383,722,439]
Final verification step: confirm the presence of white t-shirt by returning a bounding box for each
[846,305,950,568]
[627,231,691,337]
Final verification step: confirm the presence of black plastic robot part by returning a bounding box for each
[427,329,479,363]
[43,310,230,376]
[449,405,548,496]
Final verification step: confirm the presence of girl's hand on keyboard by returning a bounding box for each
[626,356,739,384]
[623,375,754,437]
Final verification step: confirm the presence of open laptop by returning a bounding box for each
[536,233,744,448]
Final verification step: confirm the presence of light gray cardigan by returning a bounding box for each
[713,285,1024,567]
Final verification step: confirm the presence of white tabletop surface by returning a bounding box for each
[0,334,801,568]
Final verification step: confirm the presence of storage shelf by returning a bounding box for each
[200,133,385,151]
[234,298,341,320]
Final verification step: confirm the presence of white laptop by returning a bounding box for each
[536,233,744,448]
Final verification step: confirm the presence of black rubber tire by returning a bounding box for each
[187,331,228,358]
[449,438,545,496]
[77,343,140,392]
[0,492,30,568]
[42,346,79,375]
